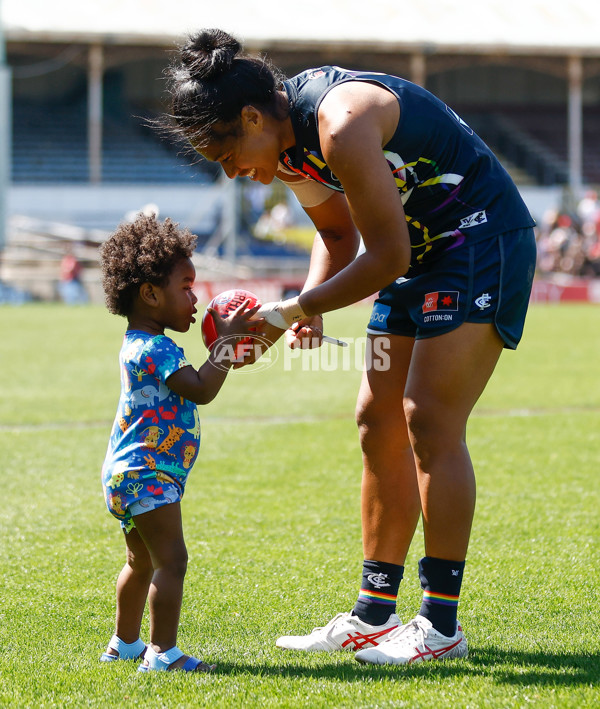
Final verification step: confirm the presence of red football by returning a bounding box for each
[201,289,261,354]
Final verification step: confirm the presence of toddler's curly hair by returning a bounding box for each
[100,214,197,317]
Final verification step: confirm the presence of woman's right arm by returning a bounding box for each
[300,191,362,291]
[275,178,360,347]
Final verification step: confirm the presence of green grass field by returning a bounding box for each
[1,303,599,708]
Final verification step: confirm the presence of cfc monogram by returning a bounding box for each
[367,573,390,589]
[474,293,492,310]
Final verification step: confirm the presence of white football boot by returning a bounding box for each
[276,611,401,652]
[354,615,468,665]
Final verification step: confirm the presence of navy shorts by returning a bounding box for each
[366,228,537,350]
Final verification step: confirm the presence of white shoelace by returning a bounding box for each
[306,612,349,636]
[319,612,350,637]
[387,618,427,646]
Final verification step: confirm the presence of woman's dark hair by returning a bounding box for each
[100,214,197,317]
[164,28,287,148]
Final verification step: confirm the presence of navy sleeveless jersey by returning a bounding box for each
[281,66,535,269]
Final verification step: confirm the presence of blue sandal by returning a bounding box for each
[100,634,146,662]
[138,646,216,673]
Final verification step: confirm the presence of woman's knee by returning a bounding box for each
[403,396,465,464]
[356,397,381,445]
[356,397,409,453]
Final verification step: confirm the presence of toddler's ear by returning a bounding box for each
[139,282,160,307]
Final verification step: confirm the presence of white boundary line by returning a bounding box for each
[1,406,598,433]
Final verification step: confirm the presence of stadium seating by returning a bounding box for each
[460,104,600,186]
[12,97,599,186]
[12,98,219,184]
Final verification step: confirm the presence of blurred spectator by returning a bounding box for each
[536,192,600,277]
[59,245,88,304]
[577,190,600,227]
[125,203,160,223]
[253,201,292,243]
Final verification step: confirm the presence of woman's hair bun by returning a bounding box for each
[181,29,241,81]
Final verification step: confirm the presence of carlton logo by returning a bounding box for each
[367,572,390,589]
[422,291,459,314]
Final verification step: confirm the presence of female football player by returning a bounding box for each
[162,28,537,665]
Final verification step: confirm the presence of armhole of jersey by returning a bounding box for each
[314,76,404,156]
[314,76,402,134]
[277,174,334,208]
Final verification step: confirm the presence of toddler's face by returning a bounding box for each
[158,257,198,333]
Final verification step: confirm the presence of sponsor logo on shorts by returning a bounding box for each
[369,303,391,328]
[422,291,459,314]
[475,292,492,310]
[459,210,487,229]
[422,291,459,323]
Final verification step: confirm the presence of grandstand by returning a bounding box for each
[11,98,218,185]
[1,0,600,301]
[14,97,600,188]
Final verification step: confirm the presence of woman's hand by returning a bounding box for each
[284,315,325,349]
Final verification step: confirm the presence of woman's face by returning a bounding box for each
[193,106,285,185]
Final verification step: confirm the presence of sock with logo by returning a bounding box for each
[418,556,466,637]
[352,559,404,626]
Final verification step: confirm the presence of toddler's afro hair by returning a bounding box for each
[100,213,197,317]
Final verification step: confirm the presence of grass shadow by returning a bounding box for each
[209,647,599,687]
[468,647,600,686]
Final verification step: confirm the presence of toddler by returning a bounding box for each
[99,214,259,672]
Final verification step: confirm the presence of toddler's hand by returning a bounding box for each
[209,300,263,340]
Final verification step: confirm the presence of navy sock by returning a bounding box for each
[418,556,465,637]
[352,559,404,626]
